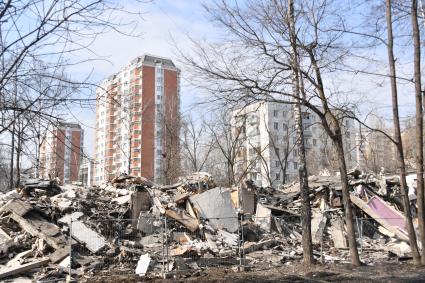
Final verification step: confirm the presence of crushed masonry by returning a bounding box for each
[0,170,421,280]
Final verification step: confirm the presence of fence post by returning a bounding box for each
[360,218,363,255]
[165,216,168,273]
[240,214,244,269]
[237,214,241,271]
[68,217,72,282]
[161,215,165,278]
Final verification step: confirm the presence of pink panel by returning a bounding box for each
[367,196,406,233]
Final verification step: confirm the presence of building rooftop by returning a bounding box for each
[57,121,82,129]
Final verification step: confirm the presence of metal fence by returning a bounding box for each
[66,214,407,281]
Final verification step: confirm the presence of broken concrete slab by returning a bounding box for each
[70,221,106,253]
[330,217,347,249]
[0,199,32,216]
[217,230,238,247]
[255,203,271,232]
[131,191,151,227]
[311,209,327,244]
[232,185,255,215]
[9,211,68,252]
[112,194,132,205]
[205,233,219,254]
[58,256,70,269]
[58,212,84,225]
[0,227,13,258]
[137,213,162,235]
[190,187,239,233]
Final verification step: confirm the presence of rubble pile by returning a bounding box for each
[0,170,419,281]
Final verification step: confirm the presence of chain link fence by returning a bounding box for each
[66,214,409,281]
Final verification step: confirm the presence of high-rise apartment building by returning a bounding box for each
[39,122,84,184]
[232,102,356,187]
[94,55,180,185]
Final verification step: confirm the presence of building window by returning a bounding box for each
[293,162,298,169]
[274,122,279,130]
[273,110,278,117]
[275,160,280,167]
[276,173,280,180]
[313,139,317,146]
[293,137,297,144]
[293,149,298,156]
[275,148,280,155]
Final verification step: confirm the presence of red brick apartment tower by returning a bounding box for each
[39,122,83,184]
[94,55,180,185]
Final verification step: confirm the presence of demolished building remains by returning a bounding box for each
[0,170,419,281]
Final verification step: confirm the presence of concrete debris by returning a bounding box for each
[0,168,421,280]
[69,221,107,253]
[190,187,239,232]
[0,257,49,279]
[135,254,151,276]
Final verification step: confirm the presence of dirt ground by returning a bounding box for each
[88,261,425,283]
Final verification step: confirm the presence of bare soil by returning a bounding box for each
[88,261,425,282]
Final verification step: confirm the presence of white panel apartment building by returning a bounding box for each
[232,101,356,187]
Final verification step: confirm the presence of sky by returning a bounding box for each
[61,0,419,159]
[65,0,218,157]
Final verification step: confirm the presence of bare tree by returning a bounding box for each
[181,0,362,265]
[183,1,360,266]
[288,0,312,264]
[181,115,215,173]
[410,0,425,263]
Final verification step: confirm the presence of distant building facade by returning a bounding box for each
[232,102,356,187]
[355,129,396,173]
[94,55,180,185]
[80,158,94,187]
[39,122,84,184]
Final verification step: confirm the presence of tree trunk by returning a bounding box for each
[9,119,15,190]
[288,0,313,266]
[16,125,21,188]
[412,0,425,264]
[333,133,362,266]
[308,47,361,266]
[387,0,421,264]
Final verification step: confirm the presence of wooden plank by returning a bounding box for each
[6,250,33,267]
[0,257,49,279]
[165,208,199,232]
[350,194,409,241]
[174,192,191,204]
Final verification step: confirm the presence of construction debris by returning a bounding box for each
[0,170,420,280]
